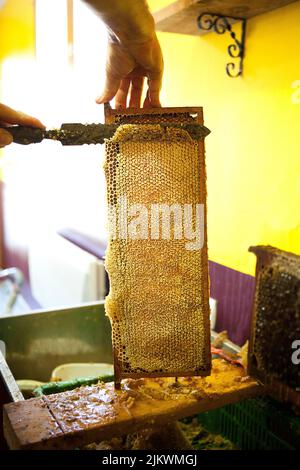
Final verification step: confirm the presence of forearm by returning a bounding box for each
[83,0,155,43]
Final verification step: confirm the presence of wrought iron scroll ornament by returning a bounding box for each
[197,13,246,78]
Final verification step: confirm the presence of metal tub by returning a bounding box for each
[0,301,112,382]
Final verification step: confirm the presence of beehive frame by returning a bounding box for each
[248,245,300,407]
[104,105,211,387]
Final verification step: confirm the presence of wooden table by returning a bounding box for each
[3,359,263,450]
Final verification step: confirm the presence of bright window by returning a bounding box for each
[2,0,108,241]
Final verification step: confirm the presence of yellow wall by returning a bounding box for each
[0,0,35,60]
[150,0,300,276]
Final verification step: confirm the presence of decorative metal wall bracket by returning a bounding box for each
[197,13,246,78]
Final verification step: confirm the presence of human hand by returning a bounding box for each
[96,33,163,109]
[0,103,45,148]
[84,0,164,108]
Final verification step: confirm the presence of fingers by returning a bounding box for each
[114,76,144,109]
[145,38,163,107]
[0,129,13,148]
[0,103,45,128]
[129,76,144,108]
[97,35,163,108]
[112,74,159,109]
[132,35,163,108]
[143,90,151,108]
[142,72,162,108]
[115,78,130,109]
[96,42,134,105]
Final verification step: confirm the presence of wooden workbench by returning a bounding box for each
[3,359,263,450]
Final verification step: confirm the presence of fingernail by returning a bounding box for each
[0,132,13,146]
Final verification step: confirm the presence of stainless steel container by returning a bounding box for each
[0,301,112,382]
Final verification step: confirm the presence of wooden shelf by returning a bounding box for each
[153,0,298,35]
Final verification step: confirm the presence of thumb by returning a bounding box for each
[0,129,13,147]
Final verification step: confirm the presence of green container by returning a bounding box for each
[198,396,300,450]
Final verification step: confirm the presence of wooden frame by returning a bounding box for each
[248,245,300,408]
[104,105,211,388]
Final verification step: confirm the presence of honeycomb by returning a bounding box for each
[114,112,196,125]
[249,246,300,400]
[104,109,211,383]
